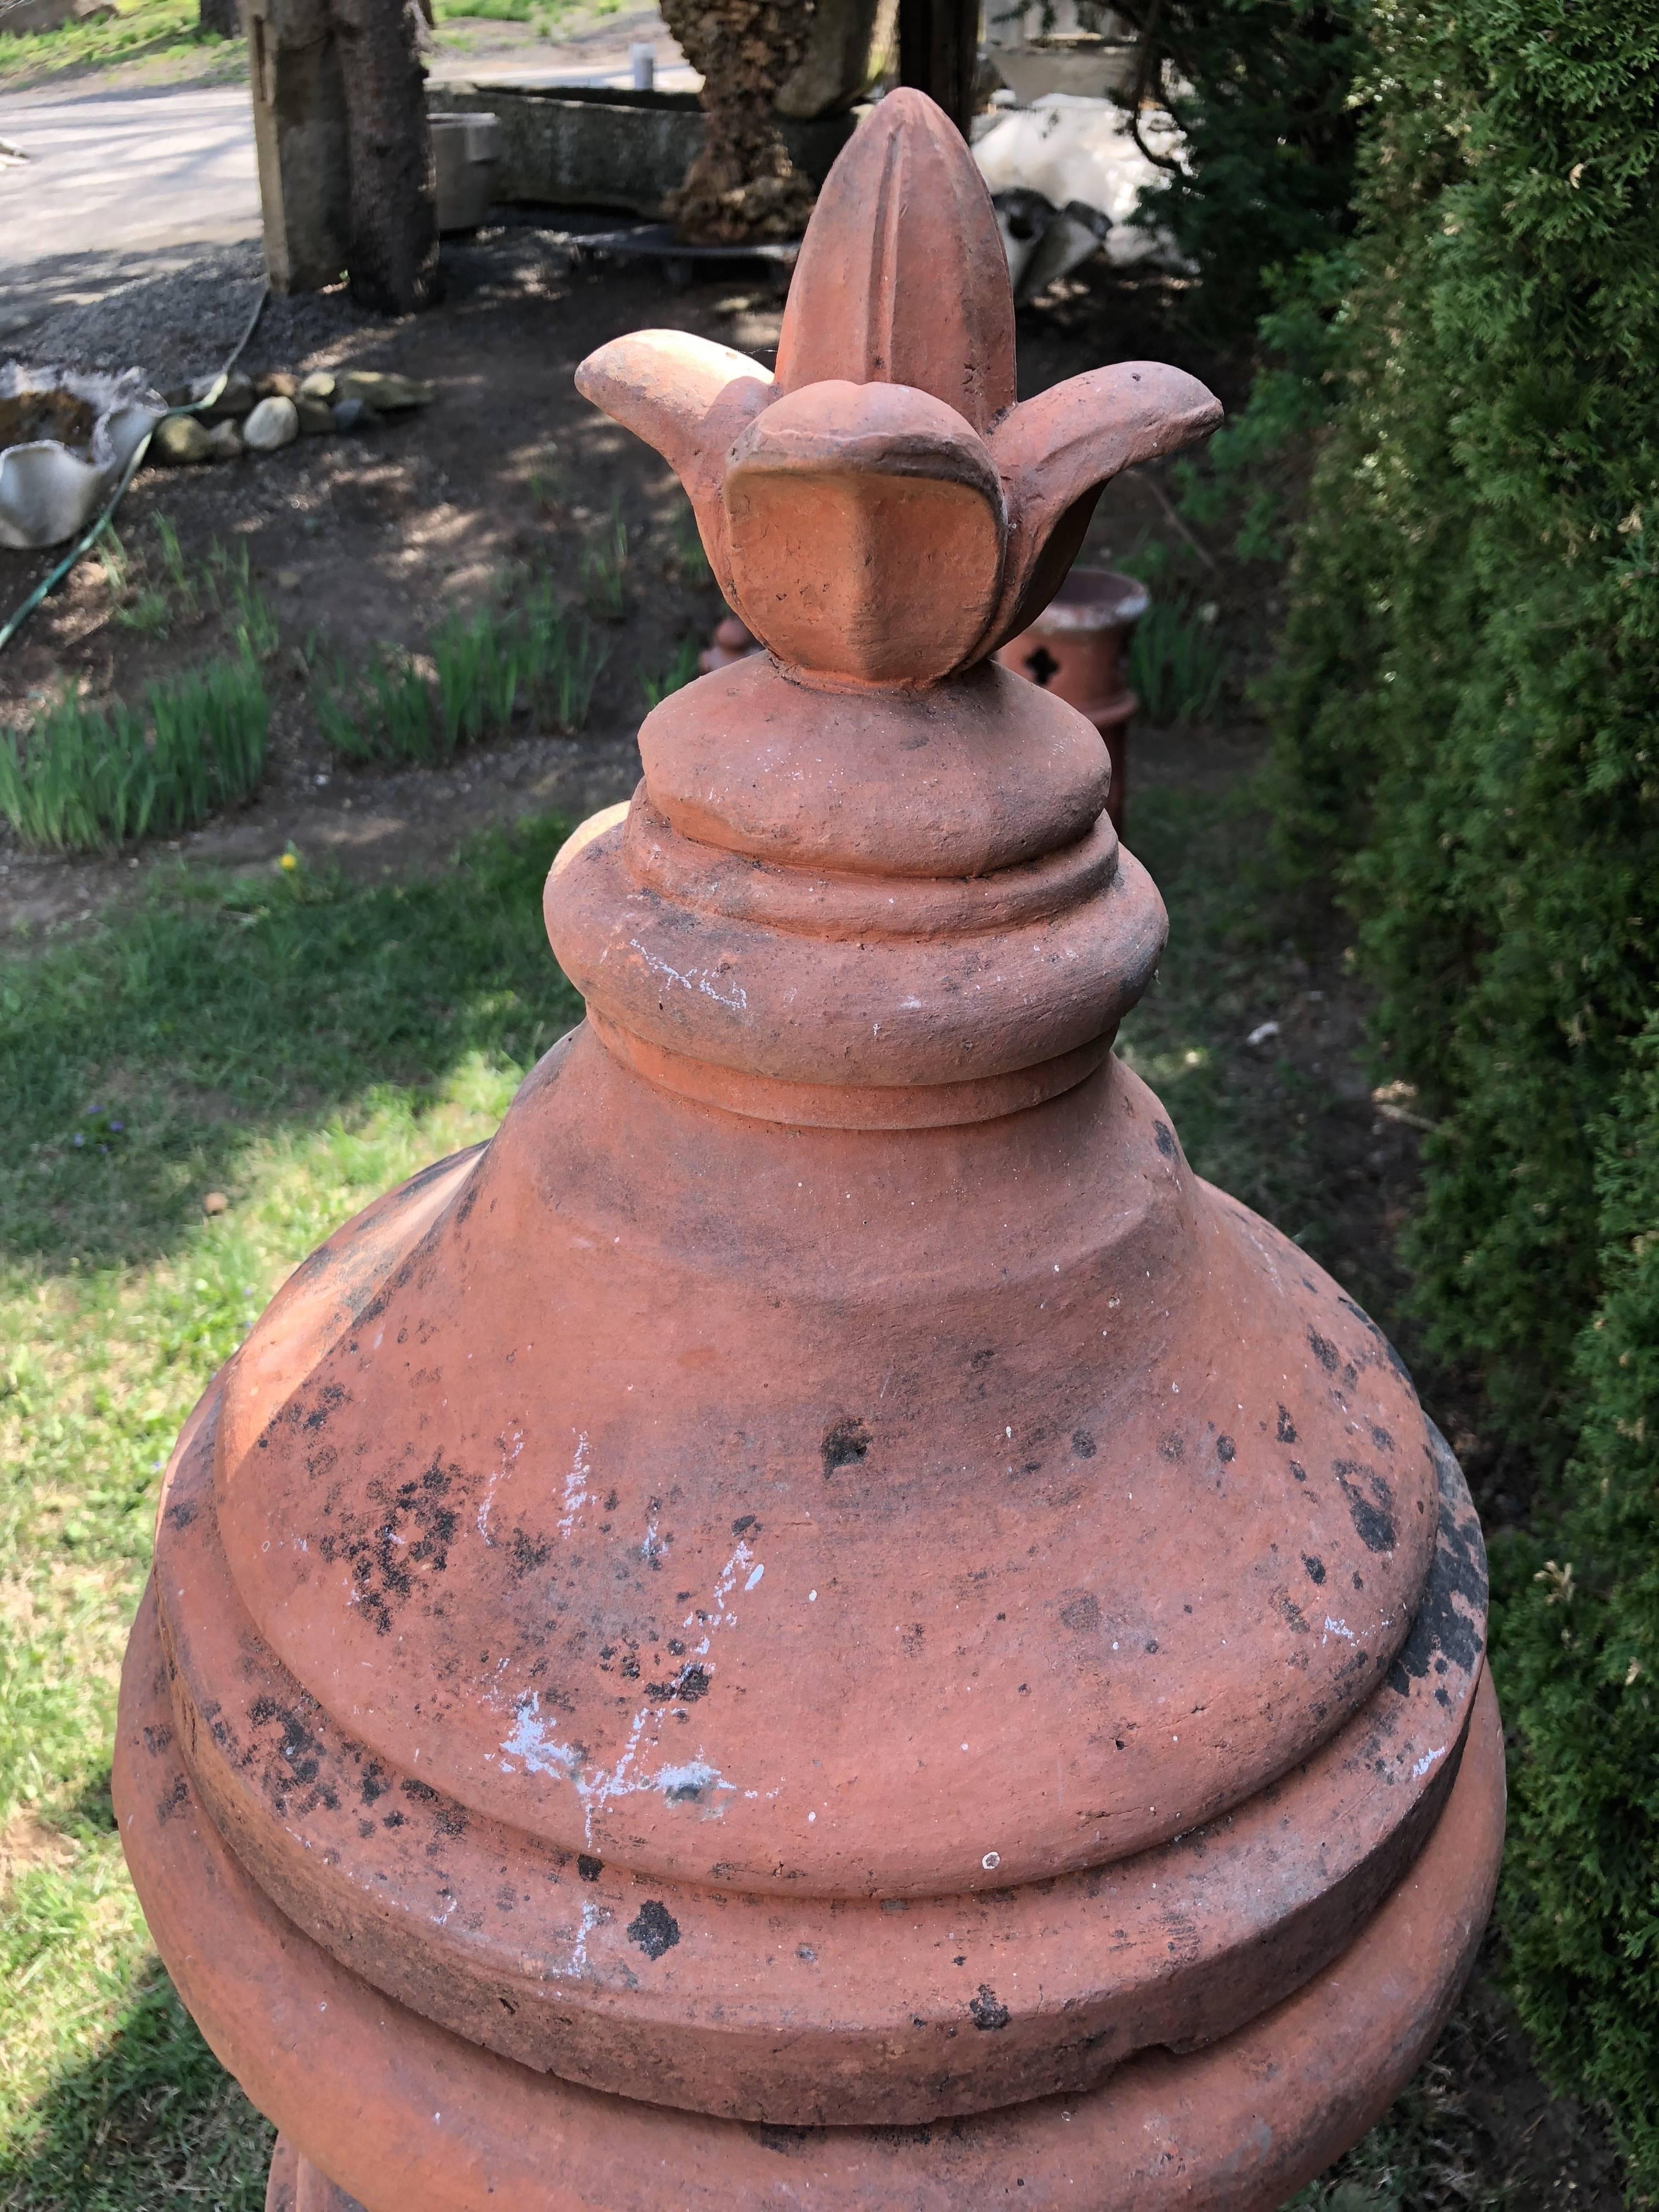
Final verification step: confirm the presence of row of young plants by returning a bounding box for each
[0,538,647,853]
[1150,0,1659,2181]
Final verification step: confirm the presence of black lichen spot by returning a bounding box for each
[165,1498,197,1531]
[620,1652,641,1680]
[673,1664,710,1703]
[509,1526,552,1578]
[1387,1430,1488,1694]
[1290,1462,1307,1483]
[822,1418,872,1477]
[1059,1592,1101,1633]
[1333,1460,1398,1554]
[302,1383,349,1434]
[1307,1328,1341,1375]
[1152,1121,1178,1161]
[1071,1428,1097,1460]
[1277,1406,1297,1444]
[969,1985,1012,2031]
[382,1810,405,1829]
[731,1515,758,1537]
[667,1639,686,1657]
[402,1778,438,1803]
[578,1854,603,1882]
[360,1763,388,1806]
[627,1899,681,1960]
[1216,1435,1236,1465]
[1144,1638,1159,1654]
[1371,1426,1396,1454]
[1158,1432,1184,1463]
[1302,1554,1327,1586]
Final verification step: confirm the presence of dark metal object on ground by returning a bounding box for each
[566,222,798,293]
[116,91,1502,2212]
[998,566,1147,832]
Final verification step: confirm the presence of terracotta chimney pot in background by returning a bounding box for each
[116,91,1503,2212]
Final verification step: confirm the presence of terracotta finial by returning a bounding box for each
[577,92,1222,688]
[115,89,1502,2212]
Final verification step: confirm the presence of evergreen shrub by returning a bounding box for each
[1263,0,1659,2170]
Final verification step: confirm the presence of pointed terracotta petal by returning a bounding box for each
[721,380,1005,684]
[774,88,1015,435]
[575,331,774,602]
[981,363,1223,652]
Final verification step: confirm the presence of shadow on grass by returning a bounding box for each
[0,1955,272,2212]
[0,816,581,1279]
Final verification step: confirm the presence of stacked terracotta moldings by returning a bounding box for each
[116,92,1503,2212]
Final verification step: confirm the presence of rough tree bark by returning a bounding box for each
[898,0,979,139]
[199,0,242,39]
[658,0,818,244]
[328,0,441,311]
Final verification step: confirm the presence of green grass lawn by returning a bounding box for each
[0,776,1493,2208]
[0,0,237,93]
[0,820,580,2206]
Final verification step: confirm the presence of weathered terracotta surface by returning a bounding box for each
[998,567,1148,832]
[117,87,1503,2208]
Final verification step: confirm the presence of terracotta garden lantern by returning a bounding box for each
[115,93,1504,2212]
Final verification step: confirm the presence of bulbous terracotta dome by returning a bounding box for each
[116,90,1503,2212]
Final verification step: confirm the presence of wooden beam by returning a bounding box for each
[898,0,980,140]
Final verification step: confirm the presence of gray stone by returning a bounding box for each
[296,397,334,435]
[154,415,213,465]
[431,111,501,234]
[427,83,853,220]
[204,419,244,460]
[242,394,299,450]
[775,0,891,119]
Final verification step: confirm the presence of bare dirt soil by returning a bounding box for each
[0,230,1635,2208]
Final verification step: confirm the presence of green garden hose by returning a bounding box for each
[0,280,270,658]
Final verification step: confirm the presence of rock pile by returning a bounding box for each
[153,368,435,466]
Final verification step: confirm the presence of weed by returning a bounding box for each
[315,589,604,764]
[666,501,712,586]
[1126,595,1228,727]
[527,441,567,514]
[580,507,630,622]
[0,657,268,853]
[641,636,702,709]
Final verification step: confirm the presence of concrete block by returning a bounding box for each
[427,84,853,219]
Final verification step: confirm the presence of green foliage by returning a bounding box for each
[316,588,604,764]
[640,635,702,709]
[1115,0,1370,336]
[0,656,268,853]
[1497,1015,1659,2186]
[580,507,630,622]
[1126,592,1228,726]
[0,822,579,2205]
[1265,0,1659,2171]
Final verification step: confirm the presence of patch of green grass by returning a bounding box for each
[640,635,701,709]
[315,586,603,765]
[1126,594,1228,727]
[580,507,629,623]
[0,820,580,2205]
[0,654,268,853]
[0,0,229,92]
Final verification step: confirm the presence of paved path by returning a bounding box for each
[0,29,695,339]
[0,83,259,272]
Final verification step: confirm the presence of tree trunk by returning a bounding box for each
[199,0,242,37]
[659,0,818,245]
[898,0,979,138]
[328,0,441,312]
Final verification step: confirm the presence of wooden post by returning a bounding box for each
[898,0,980,138]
